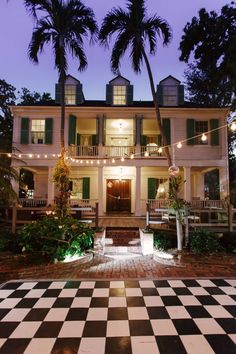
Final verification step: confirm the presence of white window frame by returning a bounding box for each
[31,119,45,144]
[113,85,127,105]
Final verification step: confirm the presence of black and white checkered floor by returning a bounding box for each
[0,279,236,354]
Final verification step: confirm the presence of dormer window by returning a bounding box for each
[163,86,177,106]
[113,85,126,105]
[65,85,76,105]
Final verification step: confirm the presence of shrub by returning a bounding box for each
[0,227,20,253]
[189,229,223,254]
[18,216,94,262]
[154,231,175,251]
[220,232,236,253]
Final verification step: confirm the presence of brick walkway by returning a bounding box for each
[0,252,236,283]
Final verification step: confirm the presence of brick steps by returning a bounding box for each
[105,227,142,255]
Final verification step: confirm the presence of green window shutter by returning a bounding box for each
[187,119,195,145]
[157,134,162,146]
[68,115,77,145]
[210,119,219,145]
[92,134,98,145]
[106,84,113,104]
[156,85,163,106]
[178,85,184,105]
[76,84,83,104]
[141,135,147,146]
[102,118,106,145]
[76,133,81,145]
[45,118,53,144]
[148,178,156,199]
[82,177,90,199]
[127,85,133,105]
[20,117,29,144]
[163,118,171,145]
[55,84,61,104]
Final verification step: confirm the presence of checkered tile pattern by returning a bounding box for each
[0,279,235,354]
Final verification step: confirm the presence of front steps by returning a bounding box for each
[104,227,142,256]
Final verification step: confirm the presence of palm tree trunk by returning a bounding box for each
[142,49,172,166]
[60,72,65,150]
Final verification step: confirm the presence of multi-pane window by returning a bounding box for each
[31,119,45,144]
[65,85,76,105]
[113,85,126,105]
[68,178,83,199]
[163,86,177,106]
[195,121,208,144]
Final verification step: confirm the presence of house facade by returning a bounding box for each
[11,75,229,215]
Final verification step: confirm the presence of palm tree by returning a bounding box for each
[99,0,172,165]
[26,0,98,149]
[0,156,19,204]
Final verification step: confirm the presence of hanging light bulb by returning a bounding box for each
[76,160,79,163]
[130,154,134,159]
[44,154,48,158]
[91,160,94,164]
[18,154,22,158]
[52,154,56,158]
[177,142,182,149]
[112,158,115,163]
[97,160,100,164]
[7,153,11,158]
[80,160,83,164]
[103,160,106,164]
[158,147,163,154]
[121,157,125,162]
[201,133,207,142]
[144,151,149,157]
[231,122,236,132]
[29,154,33,158]
[37,154,40,158]
[86,160,89,164]
[57,154,61,158]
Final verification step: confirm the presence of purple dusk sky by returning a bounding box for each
[0,0,230,101]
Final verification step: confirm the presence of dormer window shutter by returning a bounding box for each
[210,119,219,145]
[148,178,156,199]
[127,85,133,105]
[178,85,184,105]
[106,84,113,104]
[20,117,29,144]
[68,115,77,145]
[92,135,98,146]
[187,119,195,145]
[156,85,163,106]
[163,118,171,145]
[45,118,53,144]
[55,84,61,104]
[76,84,83,104]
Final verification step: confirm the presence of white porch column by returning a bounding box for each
[98,166,104,215]
[184,167,191,202]
[219,167,229,199]
[135,166,141,216]
[11,167,20,198]
[47,167,55,205]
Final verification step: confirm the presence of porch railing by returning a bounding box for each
[68,145,98,157]
[103,145,136,157]
[18,198,48,207]
[141,146,164,157]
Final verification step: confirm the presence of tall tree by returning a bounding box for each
[26,0,98,149]
[179,2,236,109]
[19,87,53,105]
[99,0,172,165]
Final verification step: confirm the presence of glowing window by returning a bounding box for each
[65,85,76,105]
[113,85,126,105]
[31,119,45,144]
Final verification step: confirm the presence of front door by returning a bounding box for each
[106,179,131,212]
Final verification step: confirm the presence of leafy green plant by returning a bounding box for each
[189,229,223,254]
[17,216,94,262]
[154,231,175,251]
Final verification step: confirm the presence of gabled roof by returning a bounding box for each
[65,74,81,83]
[159,75,181,84]
[109,75,130,84]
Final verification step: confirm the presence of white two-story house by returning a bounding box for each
[11,74,229,215]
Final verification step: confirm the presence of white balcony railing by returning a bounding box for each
[103,146,136,157]
[141,145,164,157]
[69,145,98,157]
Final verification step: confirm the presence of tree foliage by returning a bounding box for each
[19,87,53,105]
[179,2,236,109]
[0,79,16,151]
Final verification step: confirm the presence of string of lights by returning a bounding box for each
[0,121,235,165]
